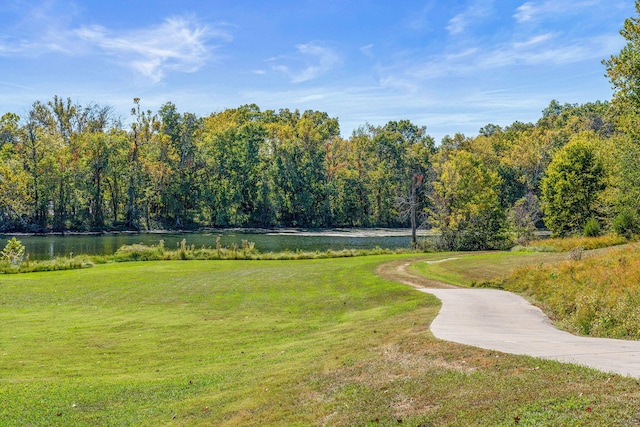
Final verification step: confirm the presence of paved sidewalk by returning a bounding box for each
[421,288,640,377]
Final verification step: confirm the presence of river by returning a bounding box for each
[0,229,435,260]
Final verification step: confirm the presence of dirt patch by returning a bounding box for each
[375,257,459,289]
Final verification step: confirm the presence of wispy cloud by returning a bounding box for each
[271,42,341,83]
[404,1,438,32]
[0,80,34,91]
[76,16,226,83]
[360,44,375,58]
[480,33,620,67]
[0,5,228,83]
[514,0,600,23]
[402,31,617,82]
[446,1,495,35]
[0,28,76,56]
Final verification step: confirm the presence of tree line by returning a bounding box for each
[0,97,434,233]
[2,2,640,250]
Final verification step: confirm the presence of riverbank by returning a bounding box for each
[0,227,437,237]
[0,228,436,261]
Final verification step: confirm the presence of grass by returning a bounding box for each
[407,251,568,287]
[2,254,640,425]
[477,243,640,340]
[406,241,640,340]
[521,234,628,252]
[0,239,421,274]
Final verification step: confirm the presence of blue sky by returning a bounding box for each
[0,0,634,142]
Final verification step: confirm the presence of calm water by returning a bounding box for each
[0,229,433,260]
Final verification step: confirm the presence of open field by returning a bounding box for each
[407,251,570,287]
[2,254,640,426]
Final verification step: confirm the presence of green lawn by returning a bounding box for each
[407,251,568,286]
[2,255,640,426]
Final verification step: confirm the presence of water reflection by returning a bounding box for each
[0,229,434,260]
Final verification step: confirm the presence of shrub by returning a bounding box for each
[613,209,639,238]
[113,244,164,261]
[583,217,601,237]
[1,237,25,265]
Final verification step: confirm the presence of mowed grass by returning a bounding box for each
[408,251,569,287]
[1,255,640,426]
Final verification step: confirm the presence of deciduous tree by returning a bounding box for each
[541,133,606,236]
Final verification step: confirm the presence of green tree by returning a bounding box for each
[265,109,338,227]
[0,159,31,230]
[77,130,128,228]
[330,130,373,226]
[1,237,25,265]
[604,0,640,137]
[127,98,160,229]
[599,133,640,231]
[17,101,60,230]
[158,103,203,228]
[0,113,20,147]
[430,150,508,250]
[199,105,269,227]
[541,133,606,236]
[389,121,435,245]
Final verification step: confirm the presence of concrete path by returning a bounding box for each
[421,288,640,377]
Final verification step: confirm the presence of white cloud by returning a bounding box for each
[446,14,468,35]
[0,33,74,56]
[514,0,600,23]
[446,1,495,35]
[0,10,228,83]
[403,31,617,82]
[0,80,33,91]
[479,33,620,68]
[360,44,374,58]
[379,75,419,93]
[76,16,225,83]
[272,42,341,83]
[514,2,539,23]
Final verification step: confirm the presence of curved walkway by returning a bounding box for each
[377,258,640,377]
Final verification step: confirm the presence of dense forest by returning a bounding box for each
[2,4,640,250]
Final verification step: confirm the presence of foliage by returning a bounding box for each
[430,150,510,250]
[612,207,639,237]
[604,0,640,138]
[1,237,25,265]
[1,99,450,231]
[541,133,606,236]
[0,92,628,250]
[602,134,640,224]
[507,191,540,244]
[0,47,638,251]
[583,217,601,237]
[0,95,618,240]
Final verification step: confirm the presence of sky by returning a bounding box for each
[0,0,635,142]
